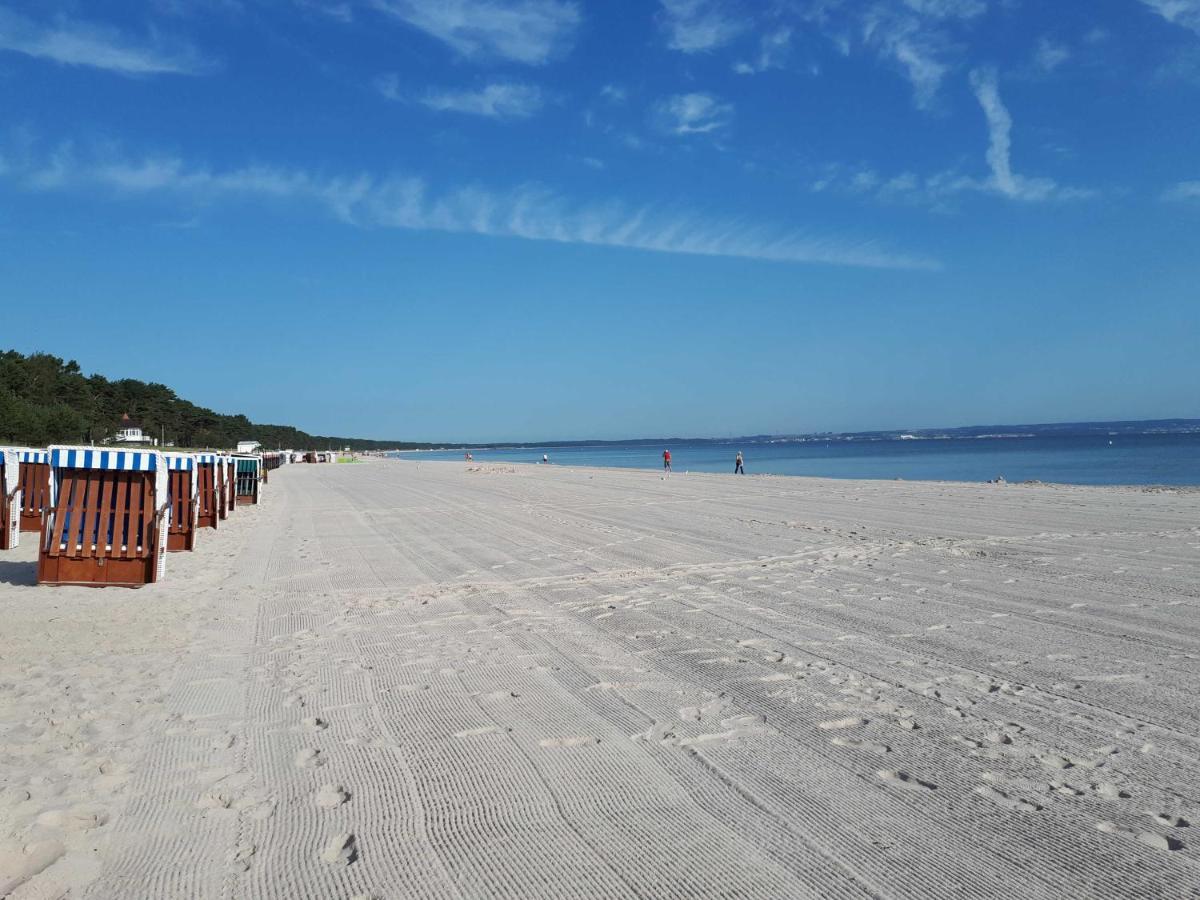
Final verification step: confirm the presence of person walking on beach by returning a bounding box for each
[663,449,672,475]
[735,451,745,475]
[543,453,549,464]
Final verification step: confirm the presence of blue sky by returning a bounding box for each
[1,0,1198,441]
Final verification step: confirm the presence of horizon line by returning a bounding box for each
[367,415,1200,448]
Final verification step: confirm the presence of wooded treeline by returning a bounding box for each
[0,350,424,450]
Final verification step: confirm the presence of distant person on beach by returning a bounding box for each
[663,449,672,474]
[543,453,549,464]
[735,451,744,475]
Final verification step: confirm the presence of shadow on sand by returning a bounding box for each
[0,559,38,587]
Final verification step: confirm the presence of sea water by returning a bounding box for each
[394,433,1200,486]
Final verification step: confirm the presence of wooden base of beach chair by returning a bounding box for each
[166,531,195,552]
[38,552,159,588]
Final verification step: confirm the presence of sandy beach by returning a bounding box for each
[2,459,1199,898]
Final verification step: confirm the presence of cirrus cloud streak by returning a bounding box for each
[0,6,214,75]
[0,143,939,271]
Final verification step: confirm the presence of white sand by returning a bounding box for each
[1,460,1198,898]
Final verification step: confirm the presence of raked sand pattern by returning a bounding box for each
[2,460,1199,898]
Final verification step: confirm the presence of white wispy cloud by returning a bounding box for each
[0,143,938,271]
[970,67,1022,197]
[733,27,791,75]
[799,1,986,109]
[599,84,626,103]
[901,0,986,19]
[376,76,545,119]
[1033,36,1070,73]
[811,68,1091,206]
[292,1,355,22]
[370,0,580,64]
[967,67,1091,201]
[654,93,733,135]
[659,0,746,53]
[1140,0,1200,35]
[1163,180,1200,200]
[860,7,953,109]
[374,72,403,101]
[418,82,545,119]
[0,6,214,75]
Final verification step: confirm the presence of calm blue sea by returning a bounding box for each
[393,434,1200,486]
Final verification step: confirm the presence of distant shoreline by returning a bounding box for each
[383,417,1200,453]
[390,431,1200,488]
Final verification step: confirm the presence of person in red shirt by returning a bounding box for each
[662,449,672,474]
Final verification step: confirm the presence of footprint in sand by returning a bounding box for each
[35,804,109,832]
[238,795,277,821]
[302,716,328,731]
[1096,821,1184,851]
[1038,754,1074,771]
[315,784,350,809]
[1092,782,1132,800]
[876,770,937,791]
[229,843,256,872]
[974,785,1043,812]
[1151,813,1190,828]
[831,737,890,754]
[321,832,358,865]
[1,788,31,807]
[295,748,324,769]
[195,791,235,810]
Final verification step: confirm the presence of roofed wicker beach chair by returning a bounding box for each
[163,452,200,552]
[38,447,170,587]
[262,451,283,481]
[222,455,237,517]
[233,454,261,505]
[1,448,20,550]
[16,448,51,534]
[196,452,223,531]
